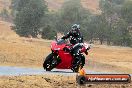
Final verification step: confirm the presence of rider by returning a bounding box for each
[61,24,85,70]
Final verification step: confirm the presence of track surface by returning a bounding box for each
[1,66,130,76]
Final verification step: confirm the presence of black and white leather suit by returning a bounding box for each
[61,25,85,69]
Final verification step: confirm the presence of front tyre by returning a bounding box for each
[43,53,54,71]
[77,76,86,85]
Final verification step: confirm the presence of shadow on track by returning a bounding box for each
[51,70,74,74]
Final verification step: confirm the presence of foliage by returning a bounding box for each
[54,0,92,40]
[11,0,132,46]
[13,0,47,37]
[121,0,132,24]
[0,8,10,21]
[41,25,57,40]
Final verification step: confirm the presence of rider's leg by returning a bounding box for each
[80,54,85,67]
[71,43,83,69]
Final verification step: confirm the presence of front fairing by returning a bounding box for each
[50,40,73,69]
[51,41,66,51]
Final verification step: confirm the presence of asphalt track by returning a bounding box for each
[0,66,131,76]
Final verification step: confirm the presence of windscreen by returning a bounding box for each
[57,39,67,45]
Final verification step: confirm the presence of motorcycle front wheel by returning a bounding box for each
[43,53,54,71]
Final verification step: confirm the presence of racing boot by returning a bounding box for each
[71,56,81,72]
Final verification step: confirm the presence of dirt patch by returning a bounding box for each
[45,0,100,13]
[0,21,18,38]
[85,60,132,73]
[81,0,101,14]
[86,45,132,73]
[0,75,76,88]
[45,0,65,11]
[0,39,51,67]
[0,0,11,12]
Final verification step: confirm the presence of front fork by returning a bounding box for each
[51,53,61,66]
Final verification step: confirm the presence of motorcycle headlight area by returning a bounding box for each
[54,48,60,50]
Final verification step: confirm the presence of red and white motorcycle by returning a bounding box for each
[43,39,91,72]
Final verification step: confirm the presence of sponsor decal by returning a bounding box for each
[76,69,131,85]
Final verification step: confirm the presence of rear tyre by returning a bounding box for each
[77,76,86,85]
[43,53,54,71]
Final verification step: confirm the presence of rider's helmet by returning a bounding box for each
[72,24,80,30]
[71,24,80,34]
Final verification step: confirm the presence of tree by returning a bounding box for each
[14,0,47,37]
[95,15,110,44]
[121,0,132,24]
[61,0,83,23]
[81,15,96,41]
[56,0,85,32]
[55,0,92,41]
[111,0,124,5]
[11,0,29,18]
[42,25,57,39]
[98,0,127,45]
[112,19,131,46]
[0,8,10,21]
[119,0,132,46]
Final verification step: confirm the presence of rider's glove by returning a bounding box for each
[63,47,70,52]
[85,51,88,55]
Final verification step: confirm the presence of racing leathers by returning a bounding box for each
[61,29,85,70]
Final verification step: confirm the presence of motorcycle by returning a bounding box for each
[43,39,90,72]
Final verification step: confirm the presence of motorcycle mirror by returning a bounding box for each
[88,44,93,49]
